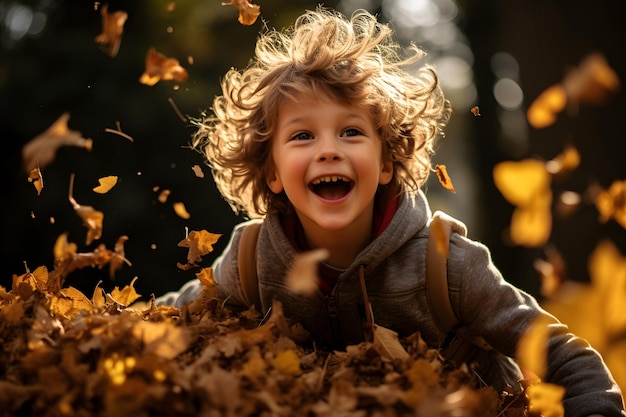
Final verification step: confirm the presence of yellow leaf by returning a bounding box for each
[406,358,439,387]
[525,382,565,417]
[516,315,553,380]
[509,202,552,248]
[273,349,301,375]
[93,175,118,194]
[108,276,141,306]
[493,159,551,208]
[588,240,626,338]
[546,145,580,177]
[92,282,106,308]
[221,0,261,26]
[49,286,93,319]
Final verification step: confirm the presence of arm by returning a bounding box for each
[450,239,625,417]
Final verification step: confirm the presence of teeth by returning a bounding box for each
[311,175,350,185]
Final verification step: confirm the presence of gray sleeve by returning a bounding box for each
[451,238,624,417]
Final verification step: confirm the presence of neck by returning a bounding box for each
[298,207,374,269]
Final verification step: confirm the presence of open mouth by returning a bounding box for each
[309,175,354,200]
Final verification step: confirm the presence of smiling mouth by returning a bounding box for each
[309,175,354,200]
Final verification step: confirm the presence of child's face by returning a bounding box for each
[267,93,393,234]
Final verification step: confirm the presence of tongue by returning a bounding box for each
[315,182,350,200]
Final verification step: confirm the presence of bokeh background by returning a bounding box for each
[1,0,624,302]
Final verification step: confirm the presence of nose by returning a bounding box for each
[316,134,344,162]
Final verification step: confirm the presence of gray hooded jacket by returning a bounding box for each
[159,190,624,417]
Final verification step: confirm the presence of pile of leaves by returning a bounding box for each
[0,265,527,417]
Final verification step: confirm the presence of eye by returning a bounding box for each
[290,131,313,141]
[341,128,363,137]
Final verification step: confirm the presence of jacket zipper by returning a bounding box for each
[326,294,344,346]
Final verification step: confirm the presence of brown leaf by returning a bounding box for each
[434,164,456,193]
[221,0,261,26]
[139,47,188,86]
[94,4,128,57]
[21,113,93,172]
[372,325,410,362]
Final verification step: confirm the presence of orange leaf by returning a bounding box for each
[527,85,567,129]
[178,230,221,264]
[139,47,188,86]
[28,167,44,196]
[93,175,118,194]
[434,164,456,193]
[94,4,128,57]
[173,202,191,219]
[221,0,261,26]
[525,382,565,417]
[107,276,141,306]
[595,179,626,229]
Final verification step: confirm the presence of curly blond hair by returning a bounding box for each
[192,8,451,218]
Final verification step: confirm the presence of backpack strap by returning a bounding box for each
[237,221,263,310]
[426,211,493,365]
[425,211,462,333]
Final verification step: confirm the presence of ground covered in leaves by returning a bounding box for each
[0,268,527,417]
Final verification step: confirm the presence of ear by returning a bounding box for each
[267,169,284,194]
[379,156,394,185]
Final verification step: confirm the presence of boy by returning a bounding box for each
[159,8,624,416]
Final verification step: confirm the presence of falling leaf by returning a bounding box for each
[493,159,553,247]
[527,53,620,129]
[94,4,128,57]
[69,174,104,245]
[139,47,188,86]
[545,145,580,177]
[157,189,171,203]
[434,164,456,193]
[470,106,481,116]
[28,167,44,196]
[173,202,191,219]
[21,113,93,172]
[93,176,118,194]
[527,85,567,129]
[178,230,221,265]
[286,249,329,296]
[221,0,261,26]
[516,315,553,380]
[191,165,205,178]
[562,53,620,106]
[525,383,565,417]
[594,179,626,229]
